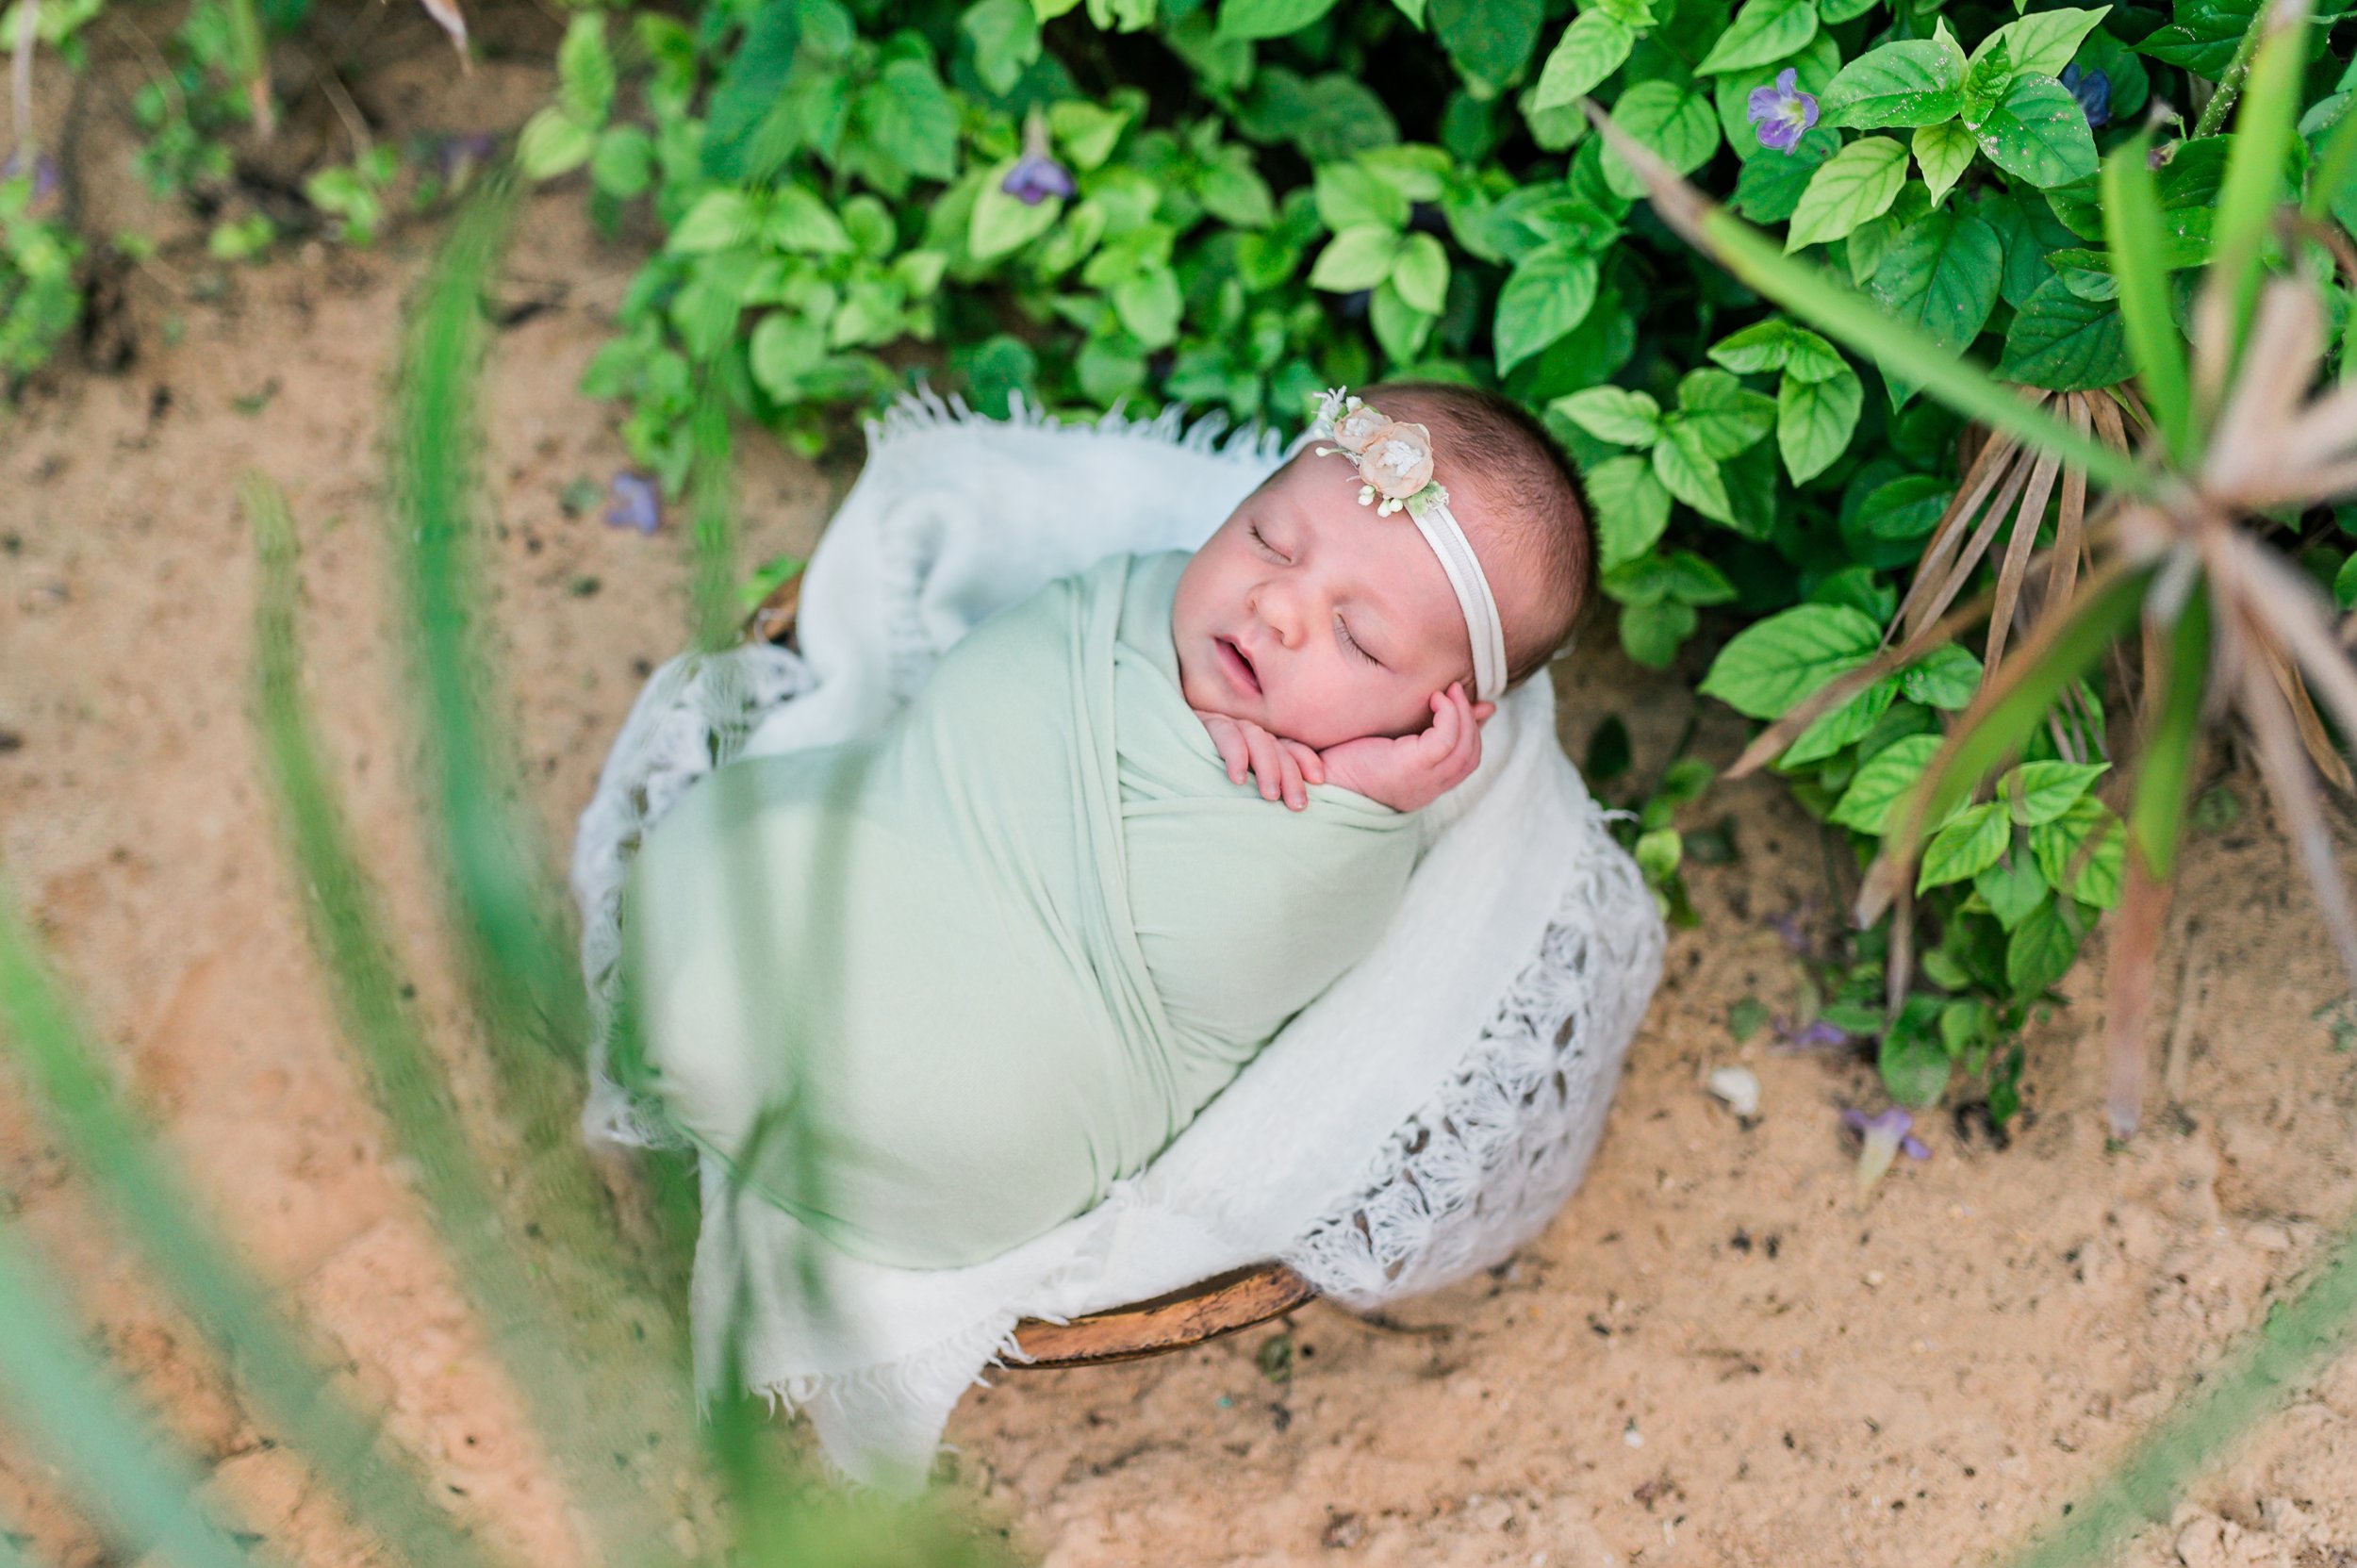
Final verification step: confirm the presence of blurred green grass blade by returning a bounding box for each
[2208,3,2308,367]
[1901,564,2153,857]
[1580,104,2151,496]
[2105,136,2197,468]
[393,173,699,1300]
[246,473,697,1568]
[0,1224,264,1568]
[0,873,512,1568]
[2304,95,2357,223]
[1999,1215,2357,1568]
[2129,582,2212,881]
[1685,204,2151,496]
[690,380,739,654]
[390,173,588,1077]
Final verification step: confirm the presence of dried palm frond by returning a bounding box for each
[1586,13,2357,1139]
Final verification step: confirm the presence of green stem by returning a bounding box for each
[2190,1,2269,138]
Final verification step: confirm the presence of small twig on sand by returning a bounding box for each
[11,0,36,158]
[2163,932,2206,1102]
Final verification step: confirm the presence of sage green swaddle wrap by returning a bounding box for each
[620,550,1420,1269]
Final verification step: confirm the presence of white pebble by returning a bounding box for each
[1707,1065,1761,1117]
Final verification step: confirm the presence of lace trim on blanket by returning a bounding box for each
[1281,839,1664,1308]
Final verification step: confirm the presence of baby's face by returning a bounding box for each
[1172,456,1475,751]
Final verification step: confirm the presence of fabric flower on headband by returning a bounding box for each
[1311,389,1449,518]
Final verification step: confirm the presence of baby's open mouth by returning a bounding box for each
[1216,635,1261,696]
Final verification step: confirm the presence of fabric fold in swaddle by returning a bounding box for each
[621,549,1418,1269]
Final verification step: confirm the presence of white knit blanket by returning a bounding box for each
[570,390,1665,1487]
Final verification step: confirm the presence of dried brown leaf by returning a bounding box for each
[1897,431,2024,642]
[1985,446,2064,684]
[2203,283,2324,504]
[2236,631,2357,991]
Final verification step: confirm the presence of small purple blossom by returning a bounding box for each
[1002,152,1075,206]
[1,148,60,211]
[1843,1106,1930,1200]
[1746,69,1820,155]
[1001,107,1075,207]
[1775,1017,1852,1051]
[604,472,660,535]
[2060,64,2111,129]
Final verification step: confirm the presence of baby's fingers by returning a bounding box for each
[1282,738,1325,787]
[1206,718,1251,784]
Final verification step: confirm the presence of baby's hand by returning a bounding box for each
[1195,709,1327,811]
[1316,684,1495,814]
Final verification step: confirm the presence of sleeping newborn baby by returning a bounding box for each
[618,383,1593,1269]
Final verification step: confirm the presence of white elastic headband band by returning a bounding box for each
[1301,388,1508,704]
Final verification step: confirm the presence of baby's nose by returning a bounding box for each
[1254,583,1305,645]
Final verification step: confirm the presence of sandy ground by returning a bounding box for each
[6,25,2357,1568]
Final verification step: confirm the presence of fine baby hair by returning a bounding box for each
[1298,379,1597,693]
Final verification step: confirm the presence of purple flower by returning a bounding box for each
[1,148,60,212]
[1842,1106,1930,1200]
[1774,1017,1852,1051]
[2060,64,2111,129]
[1001,107,1074,207]
[1746,69,1820,154]
[1002,153,1076,206]
[604,472,660,535]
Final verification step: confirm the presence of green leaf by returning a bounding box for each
[970,169,1064,259]
[1831,734,1943,834]
[1911,122,1977,206]
[855,59,960,185]
[1787,136,1910,251]
[964,0,1043,95]
[1782,324,1847,380]
[1699,602,1883,718]
[1696,0,1819,75]
[1050,101,1133,171]
[1733,126,1838,222]
[1533,10,1636,108]
[1918,801,2010,889]
[2001,760,2108,825]
[1974,850,2050,932]
[1432,0,1545,88]
[1315,162,1412,231]
[517,107,596,180]
[1113,266,1183,347]
[749,311,825,399]
[1777,364,1861,482]
[1869,208,2003,360]
[1968,74,2099,189]
[1492,243,1600,371]
[557,14,616,126]
[1898,642,1982,708]
[1819,36,1967,129]
[1369,280,1437,361]
[700,0,800,180]
[1708,318,1797,373]
[1390,231,1451,312]
[1971,6,2107,77]
[1602,80,1722,201]
[589,125,654,199]
[1653,436,1733,522]
[1620,599,1700,668]
[1880,1001,1953,1104]
[1673,366,1778,456]
[2028,795,2125,907]
[1217,0,1343,39]
[2103,138,2193,463]
[1592,0,1657,26]
[766,187,853,255]
[1999,276,2132,389]
[1585,454,1673,568]
[1309,223,1406,289]
[1784,675,1898,766]
[2004,894,2083,996]
[668,190,757,252]
[1857,472,1953,538]
[1198,149,1277,227]
[1554,386,1663,445]
[2137,0,2260,76]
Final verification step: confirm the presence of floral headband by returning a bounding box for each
[1307,388,1508,704]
